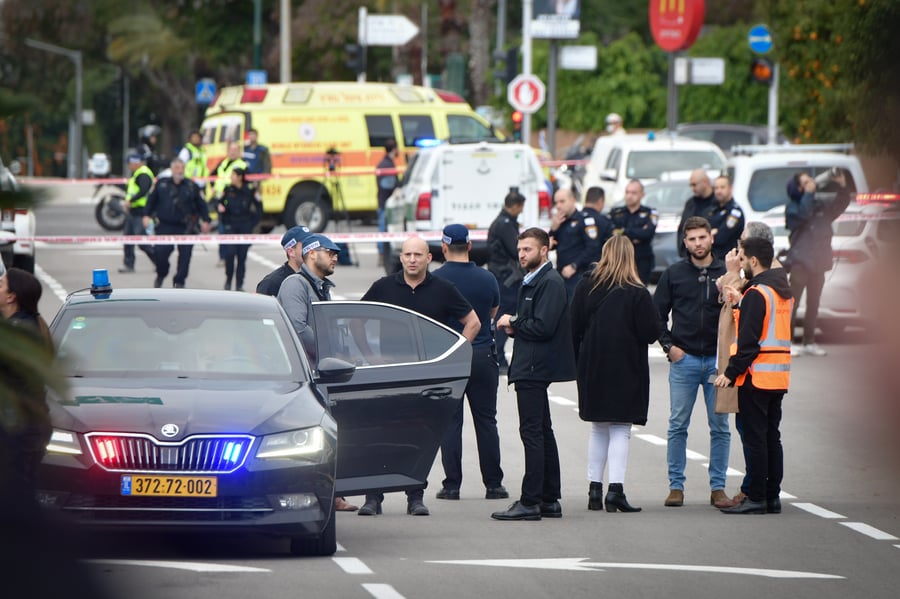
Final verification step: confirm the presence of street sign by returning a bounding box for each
[246,69,267,86]
[195,78,216,104]
[560,46,597,71]
[749,24,773,54]
[674,57,725,85]
[366,14,420,47]
[649,0,705,52]
[507,74,546,114]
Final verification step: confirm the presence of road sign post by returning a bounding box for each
[748,24,778,145]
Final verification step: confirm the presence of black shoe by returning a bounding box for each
[588,482,604,511]
[491,501,541,521]
[485,485,509,500]
[357,499,382,516]
[236,287,244,292]
[720,497,766,514]
[766,498,782,514]
[118,266,135,274]
[224,279,232,291]
[605,483,641,513]
[540,500,562,518]
[436,488,460,500]
[407,499,430,516]
[174,282,185,289]
[153,277,163,288]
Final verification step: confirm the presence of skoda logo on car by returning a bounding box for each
[160,424,180,438]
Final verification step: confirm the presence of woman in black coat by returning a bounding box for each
[571,235,659,513]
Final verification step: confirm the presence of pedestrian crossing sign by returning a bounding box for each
[195,78,217,105]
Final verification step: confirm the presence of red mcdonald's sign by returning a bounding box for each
[649,0,705,52]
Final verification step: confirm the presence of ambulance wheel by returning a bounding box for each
[285,192,329,233]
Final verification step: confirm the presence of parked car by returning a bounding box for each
[38,280,470,556]
[0,158,36,273]
[674,122,788,156]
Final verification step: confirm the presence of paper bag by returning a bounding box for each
[715,300,739,414]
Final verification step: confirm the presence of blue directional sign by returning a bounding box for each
[749,24,773,55]
[195,78,217,104]
[246,70,267,87]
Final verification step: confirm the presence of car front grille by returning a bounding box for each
[85,433,255,473]
[62,494,273,521]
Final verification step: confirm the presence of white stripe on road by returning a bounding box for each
[685,449,706,461]
[362,583,406,599]
[85,559,269,573]
[840,522,900,541]
[332,556,374,574]
[35,264,69,304]
[549,395,576,406]
[336,542,346,552]
[792,503,846,519]
[635,433,667,446]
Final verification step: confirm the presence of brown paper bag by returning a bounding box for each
[715,299,739,414]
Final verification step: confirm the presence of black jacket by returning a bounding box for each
[487,209,523,289]
[677,193,716,257]
[724,267,792,386]
[507,263,576,383]
[653,256,726,357]
[549,208,603,274]
[145,177,211,229]
[256,262,298,296]
[785,187,850,273]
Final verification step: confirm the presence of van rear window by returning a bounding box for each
[447,115,493,142]
[366,115,395,148]
[400,115,436,146]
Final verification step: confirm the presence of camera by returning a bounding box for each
[324,147,341,172]
[815,166,842,189]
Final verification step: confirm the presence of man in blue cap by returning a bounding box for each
[255,226,311,296]
[118,153,155,274]
[432,224,508,502]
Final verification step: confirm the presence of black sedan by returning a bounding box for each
[37,281,471,556]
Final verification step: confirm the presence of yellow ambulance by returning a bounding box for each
[200,82,502,232]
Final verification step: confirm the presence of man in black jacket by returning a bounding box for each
[549,187,603,301]
[493,228,576,521]
[487,190,525,373]
[654,216,730,509]
[255,226,311,296]
[676,169,716,258]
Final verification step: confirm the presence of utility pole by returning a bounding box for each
[522,0,533,146]
[253,0,262,70]
[280,0,291,82]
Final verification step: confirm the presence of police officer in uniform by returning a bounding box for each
[609,179,658,284]
[255,226,312,296]
[211,141,248,264]
[707,175,745,259]
[549,187,603,301]
[581,186,614,258]
[117,153,156,274]
[487,190,525,373]
[178,130,209,191]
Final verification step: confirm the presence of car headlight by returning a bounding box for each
[46,429,83,455]
[256,427,325,459]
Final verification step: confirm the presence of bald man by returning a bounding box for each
[677,169,716,258]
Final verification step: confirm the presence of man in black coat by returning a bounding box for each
[549,187,603,301]
[676,169,717,258]
[487,190,525,373]
[493,228,576,521]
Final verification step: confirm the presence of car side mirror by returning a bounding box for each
[600,168,617,182]
[315,357,356,384]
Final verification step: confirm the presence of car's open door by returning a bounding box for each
[311,301,472,496]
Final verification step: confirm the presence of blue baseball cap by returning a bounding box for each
[281,226,312,250]
[301,234,340,256]
[442,223,470,245]
[127,153,143,164]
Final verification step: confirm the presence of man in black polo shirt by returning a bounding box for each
[357,236,480,517]
[255,226,311,296]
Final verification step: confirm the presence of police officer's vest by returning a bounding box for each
[126,165,155,208]
[183,142,209,181]
[730,283,793,390]
[214,158,248,197]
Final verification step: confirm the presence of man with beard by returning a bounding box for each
[653,216,731,509]
[707,175,745,259]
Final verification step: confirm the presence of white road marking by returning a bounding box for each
[336,542,346,552]
[635,433,667,446]
[549,395,576,406]
[780,491,797,499]
[35,264,69,304]
[85,559,269,573]
[332,556,374,574]
[685,449,706,461]
[702,463,745,477]
[840,522,899,541]
[426,558,843,579]
[362,583,406,599]
[792,503,846,519]
[247,249,281,271]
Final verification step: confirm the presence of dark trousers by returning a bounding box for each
[736,383,784,502]
[223,220,255,289]
[440,346,503,490]
[789,265,825,344]
[636,254,654,285]
[514,380,561,506]
[734,415,751,495]
[365,488,424,504]
[494,281,518,367]
[153,223,195,286]
[562,271,582,304]
[122,212,154,269]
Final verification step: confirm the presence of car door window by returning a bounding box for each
[447,114,493,142]
[399,115,436,146]
[605,148,621,173]
[365,115,395,148]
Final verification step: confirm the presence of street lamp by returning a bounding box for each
[24,38,84,178]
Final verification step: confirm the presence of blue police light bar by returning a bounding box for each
[647,131,656,141]
[90,269,112,298]
[414,138,443,148]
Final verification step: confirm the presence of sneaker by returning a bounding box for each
[803,343,827,357]
[790,345,804,357]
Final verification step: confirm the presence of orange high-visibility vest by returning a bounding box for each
[730,283,793,390]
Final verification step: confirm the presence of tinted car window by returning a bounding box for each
[626,151,724,179]
[365,115,395,148]
[419,317,461,360]
[713,130,755,152]
[54,309,300,379]
[399,115,436,146]
[447,115,493,141]
[314,302,419,366]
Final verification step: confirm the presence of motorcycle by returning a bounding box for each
[93,182,127,231]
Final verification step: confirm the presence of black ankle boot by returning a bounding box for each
[588,482,604,511]
[605,483,641,513]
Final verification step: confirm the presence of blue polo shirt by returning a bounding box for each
[433,261,500,348]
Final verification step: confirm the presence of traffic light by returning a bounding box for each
[750,58,774,85]
[511,110,523,141]
[344,43,365,76]
[493,46,519,84]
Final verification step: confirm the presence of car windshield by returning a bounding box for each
[626,151,724,180]
[642,183,690,214]
[53,305,303,379]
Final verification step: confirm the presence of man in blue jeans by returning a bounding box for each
[653,216,731,508]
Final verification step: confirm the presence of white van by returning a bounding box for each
[383,141,552,271]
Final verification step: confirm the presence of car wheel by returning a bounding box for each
[284,191,329,233]
[13,253,35,274]
[290,509,336,556]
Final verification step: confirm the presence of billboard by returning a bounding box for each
[532,0,581,40]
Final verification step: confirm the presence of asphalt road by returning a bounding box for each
[23,186,900,599]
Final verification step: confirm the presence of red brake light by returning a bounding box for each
[832,249,868,264]
[538,189,551,221]
[416,193,432,221]
[855,193,900,205]
[240,88,268,103]
[15,209,28,215]
[434,89,466,103]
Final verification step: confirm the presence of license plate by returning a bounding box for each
[121,475,217,497]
